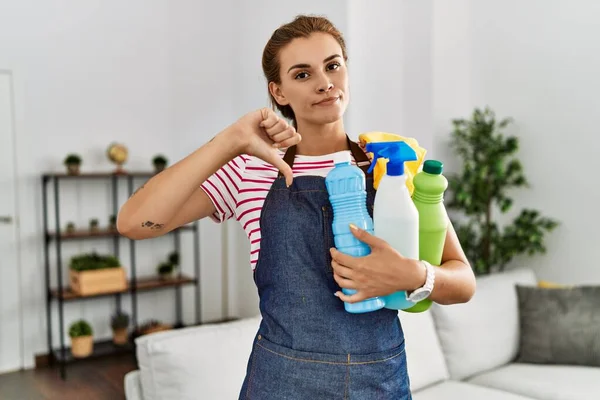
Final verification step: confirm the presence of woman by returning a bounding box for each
[117,14,476,399]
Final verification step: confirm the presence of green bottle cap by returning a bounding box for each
[423,160,443,175]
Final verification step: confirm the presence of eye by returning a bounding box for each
[295,71,309,80]
[327,62,341,71]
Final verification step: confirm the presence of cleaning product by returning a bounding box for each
[358,132,427,193]
[403,160,449,313]
[325,151,385,314]
[365,141,419,310]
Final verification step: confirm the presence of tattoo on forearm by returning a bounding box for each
[141,221,165,230]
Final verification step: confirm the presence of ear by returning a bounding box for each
[268,81,289,106]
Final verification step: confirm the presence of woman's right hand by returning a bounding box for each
[230,108,302,186]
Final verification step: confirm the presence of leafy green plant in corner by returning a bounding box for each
[446,107,559,275]
[69,319,93,338]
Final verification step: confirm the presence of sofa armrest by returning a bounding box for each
[124,370,144,400]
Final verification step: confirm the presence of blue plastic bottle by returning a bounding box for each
[325,151,385,313]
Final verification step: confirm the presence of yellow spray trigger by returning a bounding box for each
[358,132,427,194]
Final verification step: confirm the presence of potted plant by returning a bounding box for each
[69,319,93,358]
[89,218,99,232]
[66,222,76,234]
[64,154,82,175]
[108,215,117,231]
[138,319,171,336]
[156,251,179,280]
[152,155,168,173]
[446,107,559,275]
[69,252,127,296]
[111,311,129,345]
[157,262,175,280]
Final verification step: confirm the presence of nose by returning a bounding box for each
[317,82,334,93]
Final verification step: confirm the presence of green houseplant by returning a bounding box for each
[156,251,179,280]
[152,155,168,173]
[64,154,82,175]
[446,107,558,275]
[108,215,117,231]
[68,319,93,358]
[110,311,130,345]
[69,252,126,295]
[89,218,99,232]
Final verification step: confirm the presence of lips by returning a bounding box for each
[314,96,340,106]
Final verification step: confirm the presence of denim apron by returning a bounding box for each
[239,137,412,399]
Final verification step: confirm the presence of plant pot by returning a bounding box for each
[71,335,93,358]
[90,225,99,233]
[66,163,80,175]
[112,328,129,345]
[66,225,76,234]
[159,272,174,281]
[153,163,166,173]
[140,324,172,336]
[69,267,127,296]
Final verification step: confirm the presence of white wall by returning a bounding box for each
[433,0,600,284]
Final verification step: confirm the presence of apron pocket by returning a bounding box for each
[246,334,347,399]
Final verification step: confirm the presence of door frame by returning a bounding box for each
[0,68,24,371]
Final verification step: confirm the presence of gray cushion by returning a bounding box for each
[516,285,600,366]
[468,363,600,400]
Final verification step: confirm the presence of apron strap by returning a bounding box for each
[277,135,373,178]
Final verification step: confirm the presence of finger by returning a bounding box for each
[333,272,357,290]
[349,224,385,249]
[260,109,280,130]
[265,119,288,137]
[331,260,354,279]
[265,151,294,187]
[335,290,367,304]
[329,247,359,268]
[270,126,296,143]
[273,133,302,149]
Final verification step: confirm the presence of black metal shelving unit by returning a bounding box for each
[41,171,201,380]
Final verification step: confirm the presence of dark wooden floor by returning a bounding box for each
[0,354,137,400]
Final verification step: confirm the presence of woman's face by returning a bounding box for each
[270,32,348,127]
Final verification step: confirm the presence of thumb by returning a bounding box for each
[349,224,383,248]
[257,147,293,187]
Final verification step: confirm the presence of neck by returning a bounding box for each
[294,118,348,156]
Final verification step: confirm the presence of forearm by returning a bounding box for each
[428,260,476,305]
[117,125,241,238]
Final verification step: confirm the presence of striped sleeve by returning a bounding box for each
[200,156,246,223]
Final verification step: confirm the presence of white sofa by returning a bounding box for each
[124,268,600,399]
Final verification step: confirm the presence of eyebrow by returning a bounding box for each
[287,54,342,73]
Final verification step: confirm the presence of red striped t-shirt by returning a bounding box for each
[200,150,360,270]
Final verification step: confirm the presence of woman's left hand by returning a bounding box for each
[330,224,426,304]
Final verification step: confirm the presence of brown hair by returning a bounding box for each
[262,15,348,128]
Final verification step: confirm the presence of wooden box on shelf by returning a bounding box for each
[69,267,127,296]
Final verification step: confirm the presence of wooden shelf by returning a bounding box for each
[47,225,195,241]
[43,171,158,180]
[50,274,197,301]
[52,339,134,364]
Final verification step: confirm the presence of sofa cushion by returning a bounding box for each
[135,316,261,400]
[400,311,449,392]
[467,363,600,400]
[430,268,536,380]
[515,284,600,366]
[124,370,143,400]
[412,380,534,400]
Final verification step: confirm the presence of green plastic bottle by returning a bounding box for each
[403,160,448,313]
